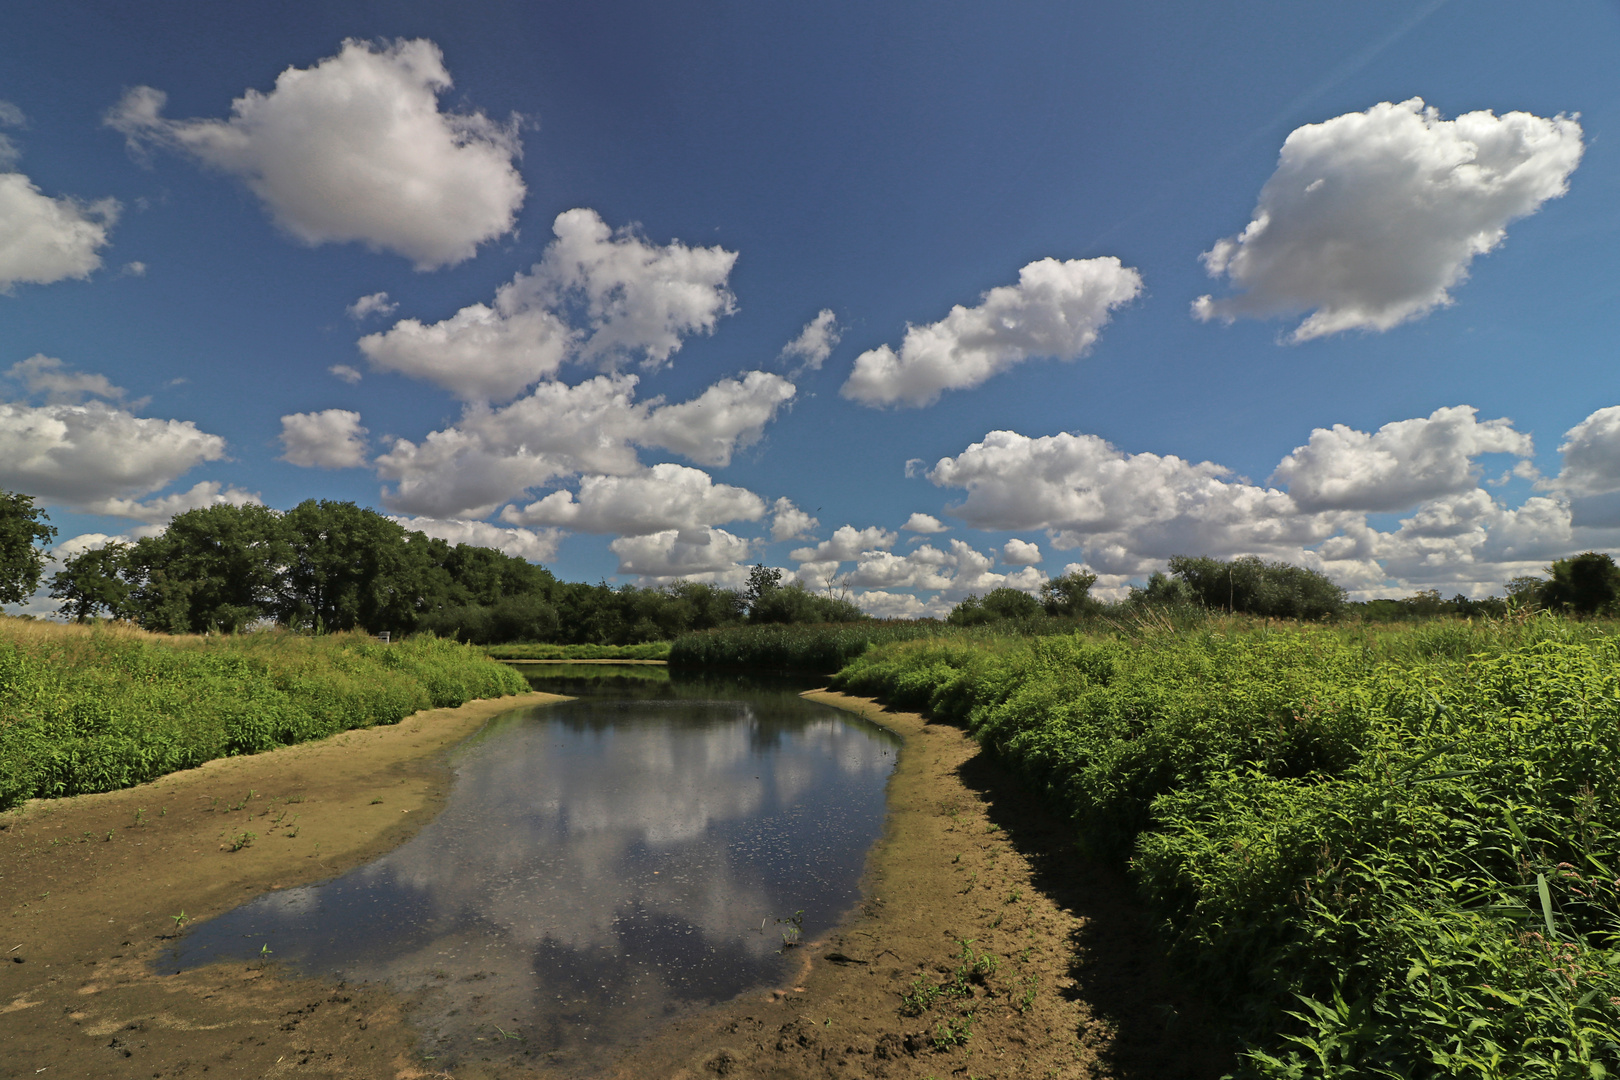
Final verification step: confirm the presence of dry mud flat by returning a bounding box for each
[0,689,1230,1080]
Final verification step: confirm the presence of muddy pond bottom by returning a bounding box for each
[165,672,899,1072]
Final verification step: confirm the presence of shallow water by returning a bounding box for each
[164,670,898,1070]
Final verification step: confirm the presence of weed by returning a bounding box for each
[776,909,805,948]
[931,1013,973,1050]
[900,977,942,1016]
[985,823,1001,833]
[1015,975,1038,1014]
[1006,888,1022,903]
[171,911,189,931]
[369,797,384,805]
[227,830,256,852]
[133,807,145,827]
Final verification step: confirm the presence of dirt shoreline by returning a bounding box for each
[0,688,1230,1079]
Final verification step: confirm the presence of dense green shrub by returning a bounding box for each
[0,621,526,810]
[668,620,947,672]
[831,619,1620,1077]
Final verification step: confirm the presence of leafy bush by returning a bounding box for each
[0,618,526,810]
[831,619,1620,1077]
[669,620,948,672]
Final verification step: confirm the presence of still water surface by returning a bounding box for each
[166,668,898,1069]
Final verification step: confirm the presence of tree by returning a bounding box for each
[1168,554,1345,619]
[1539,552,1620,616]
[1041,569,1100,616]
[277,500,447,633]
[744,564,783,615]
[123,504,289,633]
[1128,571,1197,608]
[948,587,1042,626]
[0,490,56,607]
[49,542,131,622]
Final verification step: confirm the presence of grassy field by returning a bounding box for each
[482,640,671,661]
[830,614,1620,1078]
[0,618,527,811]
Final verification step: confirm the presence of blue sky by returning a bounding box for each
[4,0,1619,615]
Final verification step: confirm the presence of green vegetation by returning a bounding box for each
[0,491,55,607]
[0,616,527,810]
[669,620,948,672]
[830,617,1620,1077]
[483,641,670,661]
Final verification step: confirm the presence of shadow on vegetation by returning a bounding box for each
[953,740,1236,1080]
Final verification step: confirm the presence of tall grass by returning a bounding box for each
[482,640,670,661]
[0,618,527,810]
[668,620,952,673]
[831,615,1620,1077]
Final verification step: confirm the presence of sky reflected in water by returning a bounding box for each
[165,672,898,1072]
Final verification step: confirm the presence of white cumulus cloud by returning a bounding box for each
[359,208,738,401]
[278,409,369,469]
[0,172,119,291]
[1194,98,1583,341]
[329,364,363,384]
[902,512,947,534]
[108,38,524,269]
[0,399,228,508]
[347,291,397,320]
[789,525,898,565]
[6,354,127,404]
[87,480,262,526]
[501,463,764,536]
[780,309,840,373]
[769,498,818,542]
[609,527,753,583]
[1002,538,1042,565]
[373,371,793,518]
[1549,406,1620,497]
[1271,405,1533,513]
[389,516,561,563]
[841,256,1142,407]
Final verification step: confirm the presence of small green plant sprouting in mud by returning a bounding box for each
[1015,975,1039,1014]
[104,830,114,842]
[133,808,146,827]
[932,1013,973,1049]
[171,911,189,932]
[369,796,384,805]
[257,943,274,965]
[1006,888,1022,903]
[900,977,942,1016]
[985,823,1001,833]
[227,830,256,851]
[776,909,805,948]
[493,1025,524,1041]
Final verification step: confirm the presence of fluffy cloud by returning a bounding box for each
[0,399,227,507]
[1194,98,1583,341]
[770,498,818,542]
[108,39,524,269]
[902,512,947,534]
[329,364,362,384]
[780,309,840,373]
[609,527,752,583]
[1001,538,1042,565]
[844,538,1044,600]
[841,256,1142,407]
[360,209,737,401]
[789,525,898,565]
[346,292,397,321]
[373,371,793,518]
[389,516,561,563]
[1271,406,1533,512]
[501,463,764,536]
[86,480,261,526]
[6,354,127,404]
[851,590,943,619]
[1549,406,1620,497]
[278,409,368,469]
[0,172,119,291]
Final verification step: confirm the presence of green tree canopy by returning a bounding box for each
[49,541,131,622]
[0,490,56,607]
[1539,551,1620,616]
[1167,554,1346,619]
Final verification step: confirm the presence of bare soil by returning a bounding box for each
[0,688,1234,1080]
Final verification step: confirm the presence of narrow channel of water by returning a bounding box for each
[163,668,899,1072]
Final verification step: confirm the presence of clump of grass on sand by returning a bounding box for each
[0,618,526,810]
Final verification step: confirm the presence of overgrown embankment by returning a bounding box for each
[830,617,1620,1077]
[0,618,527,810]
[484,640,671,661]
[669,619,971,672]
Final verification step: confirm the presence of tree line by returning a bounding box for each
[9,495,861,643]
[6,488,1620,638]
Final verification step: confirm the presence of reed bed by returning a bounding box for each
[831,614,1620,1077]
[0,618,526,810]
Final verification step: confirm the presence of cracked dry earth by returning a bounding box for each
[1,688,1233,1079]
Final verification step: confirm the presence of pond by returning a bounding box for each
[163,667,900,1072]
